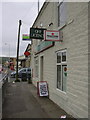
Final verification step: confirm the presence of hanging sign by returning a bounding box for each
[44,30,63,41]
[30,28,46,39]
[22,34,31,41]
[37,81,48,96]
[24,51,30,56]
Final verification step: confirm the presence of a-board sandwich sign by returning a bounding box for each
[37,81,48,96]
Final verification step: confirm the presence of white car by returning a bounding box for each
[10,67,31,78]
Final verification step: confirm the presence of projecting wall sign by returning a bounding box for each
[30,28,46,39]
[44,30,63,41]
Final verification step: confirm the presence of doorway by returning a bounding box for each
[40,56,44,81]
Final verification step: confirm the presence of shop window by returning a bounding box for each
[56,50,67,92]
[58,1,66,27]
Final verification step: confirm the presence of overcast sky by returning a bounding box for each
[0,0,45,57]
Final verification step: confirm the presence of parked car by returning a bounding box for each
[10,67,31,78]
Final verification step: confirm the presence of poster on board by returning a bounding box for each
[37,81,48,97]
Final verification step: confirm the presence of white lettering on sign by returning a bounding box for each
[32,34,43,38]
[35,30,42,34]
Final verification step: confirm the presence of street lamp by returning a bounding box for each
[16,20,22,82]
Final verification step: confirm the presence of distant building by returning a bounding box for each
[10,57,16,66]
[19,55,26,68]
[19,44,31,68]
[31,1,89,118]
[0,57,9,65]
[24,44,31,67]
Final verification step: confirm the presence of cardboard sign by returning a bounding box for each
[37,81,48,96]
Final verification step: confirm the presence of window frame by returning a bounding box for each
[34,57,39,78]
[58,0,66,29]
[56,49,67,92]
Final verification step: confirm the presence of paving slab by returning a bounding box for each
[2,80,74,119]
[2,82,49,118]
[27,83,73,118]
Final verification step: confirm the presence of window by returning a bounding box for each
[58,1,66,27]
[27,68,31,72]
[19,69,26,73]
[35,58,39,77]
[56,50,67,92]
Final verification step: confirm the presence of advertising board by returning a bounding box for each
[44,30,63,41]
[37,81,48,96]
[30,28,46,39]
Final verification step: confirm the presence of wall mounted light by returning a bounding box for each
[48,22,53,26]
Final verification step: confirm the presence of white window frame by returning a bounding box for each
[56,49,67,92]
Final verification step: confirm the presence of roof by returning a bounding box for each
[32,1,49,27]
[25,44,31,52]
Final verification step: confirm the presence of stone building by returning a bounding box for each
[31,1,89,118]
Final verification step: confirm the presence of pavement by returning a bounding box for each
[2,78,74,119]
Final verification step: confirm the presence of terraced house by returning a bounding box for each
[31,1,89,118]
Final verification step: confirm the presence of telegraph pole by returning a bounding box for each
[16,20,22,81]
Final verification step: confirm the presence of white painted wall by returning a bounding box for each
[31,2,88,118]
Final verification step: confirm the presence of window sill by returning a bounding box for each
[56,88,66,94]
[56,88,68,101]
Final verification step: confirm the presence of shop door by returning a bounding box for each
[40,56,44,81]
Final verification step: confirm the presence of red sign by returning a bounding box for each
[24,51,30,56]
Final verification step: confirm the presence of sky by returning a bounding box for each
[0,0,88,58]
[0,0,45,57]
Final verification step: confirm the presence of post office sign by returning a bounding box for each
[44,30,63,41]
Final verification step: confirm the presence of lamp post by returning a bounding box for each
[16,20,22,81]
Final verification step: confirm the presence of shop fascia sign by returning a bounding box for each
[30,28,46,39]
[22,34,31,41]
[44,30,63,41]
